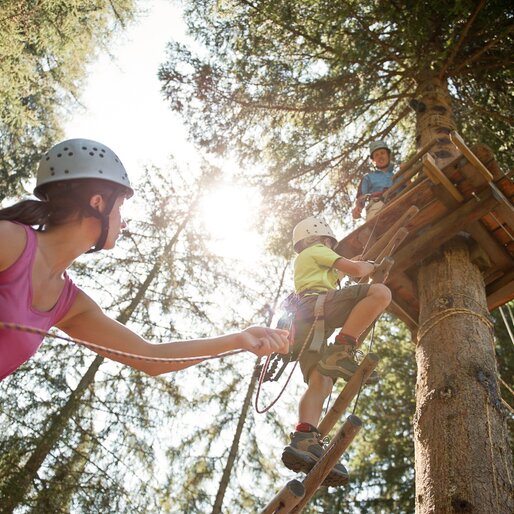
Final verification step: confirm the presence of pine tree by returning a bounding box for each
[0,163,243,512]
[158,0,514,230]
[0,0,136,200]
[158,1,514,511]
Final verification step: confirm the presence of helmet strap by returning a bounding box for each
[85,190,119,253]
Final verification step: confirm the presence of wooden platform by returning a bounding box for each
[335,133,514,330]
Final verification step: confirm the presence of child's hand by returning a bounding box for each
[239,327,290,356]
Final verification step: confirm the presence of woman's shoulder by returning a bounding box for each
[0,221,29,271]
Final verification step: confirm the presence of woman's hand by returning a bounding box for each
[239,327,290,356]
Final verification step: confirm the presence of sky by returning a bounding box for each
[63,0,265,261]
[63,0,192,178]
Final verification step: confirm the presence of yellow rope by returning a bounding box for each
[417,307,494,343]
[499,376,514,397]
[502,398,514,415]
[485,399,501,512]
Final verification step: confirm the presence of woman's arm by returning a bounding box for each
[56,290,289,376]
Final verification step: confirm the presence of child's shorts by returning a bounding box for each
[292,284,370,384]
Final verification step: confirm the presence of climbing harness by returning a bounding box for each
[0,321,242,364]
[254,310,320,414]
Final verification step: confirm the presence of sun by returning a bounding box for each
[198,183,264,261]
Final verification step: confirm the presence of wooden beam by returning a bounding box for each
[384,161,424,200]
[318,354,379,438]
[362,206,419,261]
[260,480,305,514]
[291,416,362,513]
[450,131,494,182]
[466,221,514,270]
[489,182,514,228]
[393,138,441,181]
[392,189,498,274]
[423,154,464,203]
[486,269,514,310]
[388,299,419,331]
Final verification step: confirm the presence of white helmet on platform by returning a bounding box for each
[292,216,337,252]
[34,138,133,199]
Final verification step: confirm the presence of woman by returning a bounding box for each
[0,138,289,381]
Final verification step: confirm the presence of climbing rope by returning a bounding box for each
[498,305,514,347]
[417,307,494,343]
[360,210,382,256]
[0,321,242,364]
[352,318,377,416]
[488,210,514,243]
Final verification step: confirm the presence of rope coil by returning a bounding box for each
[417,307,494,343]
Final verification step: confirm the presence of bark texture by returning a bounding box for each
[415,236,514,514]
[415,74,457,161]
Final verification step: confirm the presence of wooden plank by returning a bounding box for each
[318,354,379,438]
[260,480,305,514]
[384,161,424,200]
[495,174,514,198]
[392,189,498,275]
[450,131,494,182]
[467,221,514,270]
[375,228,409,263]
[424,154,464,203]
[489,182,514,229]
[387,298,419,331]
[487,270,514,310]
[362,206,419,260]
[291,416,362,513]
[388,137,440,182]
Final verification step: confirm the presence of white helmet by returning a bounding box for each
[292,216,337,252]
[34,138,133,199]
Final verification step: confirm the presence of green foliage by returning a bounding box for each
[0,0,137,200]
[0,161,251,512]
[159,0,514,246]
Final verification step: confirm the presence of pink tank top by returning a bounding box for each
[0,224,79,380]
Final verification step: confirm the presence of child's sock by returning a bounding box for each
[295,422,318,433]
[334,332,357,346]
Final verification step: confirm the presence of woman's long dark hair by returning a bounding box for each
[0,179,128,229]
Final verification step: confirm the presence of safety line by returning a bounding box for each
[0,321,242,363]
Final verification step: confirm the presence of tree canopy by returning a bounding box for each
[0,0,136,200]
[159,0,514,232]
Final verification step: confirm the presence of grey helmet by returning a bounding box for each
[34,138,134,253]
[369,140,391,158]
[34,138,133,199]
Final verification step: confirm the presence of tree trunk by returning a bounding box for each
[414,76,514,513]
[415,74,457,163]
[211,261,290,513]
[415,237,514,513]
[211,371,258,514]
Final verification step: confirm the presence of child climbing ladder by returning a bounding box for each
[281,216,391,485]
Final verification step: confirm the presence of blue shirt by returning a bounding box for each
[359,163,396,195]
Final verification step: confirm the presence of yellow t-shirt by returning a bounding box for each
[294,244,341,293]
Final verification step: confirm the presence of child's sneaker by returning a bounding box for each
[318,343,379,384]
[281,428,349,487]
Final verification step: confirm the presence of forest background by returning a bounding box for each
[0,1,513,513]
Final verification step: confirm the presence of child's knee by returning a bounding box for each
[369,283,392,307]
